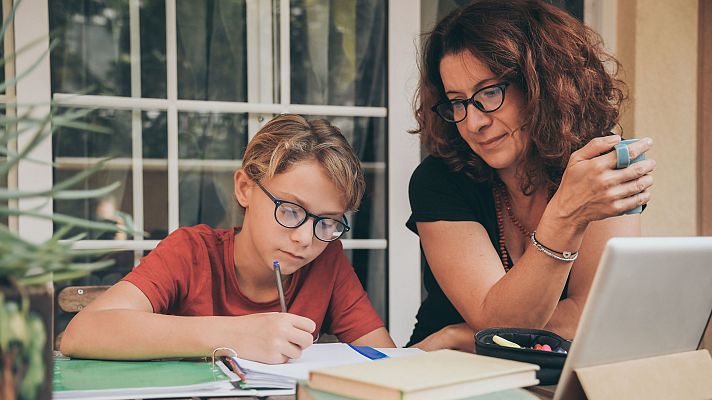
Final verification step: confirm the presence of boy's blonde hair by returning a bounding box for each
[241,114,365,211]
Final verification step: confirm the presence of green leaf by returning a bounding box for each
[0,180,120,201]
[6,302,28,346]
[0,206,128,233]
[0,113,52,176]
[0,293,9,350]
[17,262,113,285]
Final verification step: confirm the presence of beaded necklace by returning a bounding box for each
[492,181,532,271]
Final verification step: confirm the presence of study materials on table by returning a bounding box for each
[225,343,423,389]
[307,349,539,400]
[296,381,539,400]
[52,356,293,400]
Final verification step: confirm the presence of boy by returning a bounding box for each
[60,115,395,363]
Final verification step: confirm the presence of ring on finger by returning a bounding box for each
[614,142,631,169]
[637,191,647,206]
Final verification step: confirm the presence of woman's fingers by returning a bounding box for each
[604,137,654,170]
[570,135,621,164]
[556,135,655,224]
[612,188,652,214]
[609,174,654,199]
[613,158,657,183]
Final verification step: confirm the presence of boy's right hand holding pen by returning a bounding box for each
[209,312,316,365]
[201,260,315,365]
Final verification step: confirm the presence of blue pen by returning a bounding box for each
[273,261,287,312]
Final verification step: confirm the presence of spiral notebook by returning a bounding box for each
[226,343,423,389]
[52,357,292,399]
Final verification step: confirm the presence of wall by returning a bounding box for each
[617,0,699,236]
[700,0,712,236]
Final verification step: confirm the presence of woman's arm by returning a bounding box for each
[411,137,653,349]
[418,219,575,332]
[413,205,643,351]
[412,215,640,350]
[410,323,475,352]
[544,214,641,339]
[60,281,316,364]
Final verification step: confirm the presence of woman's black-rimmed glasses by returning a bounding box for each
[431,82,510,123]
[255,181,350,242]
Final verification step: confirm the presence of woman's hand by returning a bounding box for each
[410,323,476,352]
[548,135,655,230]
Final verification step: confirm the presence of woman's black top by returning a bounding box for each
[405,156,569,347]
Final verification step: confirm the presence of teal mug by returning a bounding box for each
[614,138,646,214]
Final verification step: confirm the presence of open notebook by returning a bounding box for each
[52,357,292,400]
[226,343,424,389]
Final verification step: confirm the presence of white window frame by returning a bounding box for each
[13,0,53,245]
[1,0,18,232]
[388,0,421,346]
[12,0,424,346]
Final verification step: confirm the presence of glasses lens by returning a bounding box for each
[436,101,466,123]
[275,202,307,227]
[314,218,347,242]
[475,85,504,112]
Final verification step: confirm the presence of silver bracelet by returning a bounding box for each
[530,231,579,262]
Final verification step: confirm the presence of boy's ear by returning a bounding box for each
[233,170,254,208]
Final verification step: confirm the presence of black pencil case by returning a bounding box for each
[474,327,572,385]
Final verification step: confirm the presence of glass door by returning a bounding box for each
[45,0,390,341]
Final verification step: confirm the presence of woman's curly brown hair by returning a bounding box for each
[413,0,627,195]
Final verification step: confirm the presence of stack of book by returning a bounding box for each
[300,349,541,400]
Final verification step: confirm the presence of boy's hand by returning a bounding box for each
[218,312,316,364]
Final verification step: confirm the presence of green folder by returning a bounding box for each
[53,358,229,394]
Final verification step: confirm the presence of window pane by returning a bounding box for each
[344,249,386,323]
[49,1,131,96]
[176,0,248,101]
[0,4,4,85]
[178,112,248,228]
[52,109,167,241]
[53,108,133,239]
[140,0,167,98]
[290,0,386,107]
[307,116,386,240]
[49,0,167,97]
[142,111,169,240]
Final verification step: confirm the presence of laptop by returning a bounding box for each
[554,236,712,400]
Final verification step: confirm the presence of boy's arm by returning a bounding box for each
[60,281,316,363]
[349,327,396,347]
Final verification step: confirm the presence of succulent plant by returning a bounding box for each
[0,2,134,398]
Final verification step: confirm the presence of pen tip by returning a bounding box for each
[273,261,280,269]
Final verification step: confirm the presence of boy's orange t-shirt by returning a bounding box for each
[122,224,384,343]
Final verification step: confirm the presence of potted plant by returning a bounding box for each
[0,3,133,398]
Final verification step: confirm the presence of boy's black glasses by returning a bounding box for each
[255,181,350,242]
[431,82,510,123]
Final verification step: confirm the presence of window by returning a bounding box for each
[9,0,428,346]
[44,0,390,340]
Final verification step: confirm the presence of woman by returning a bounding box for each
[407,0,655,351]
